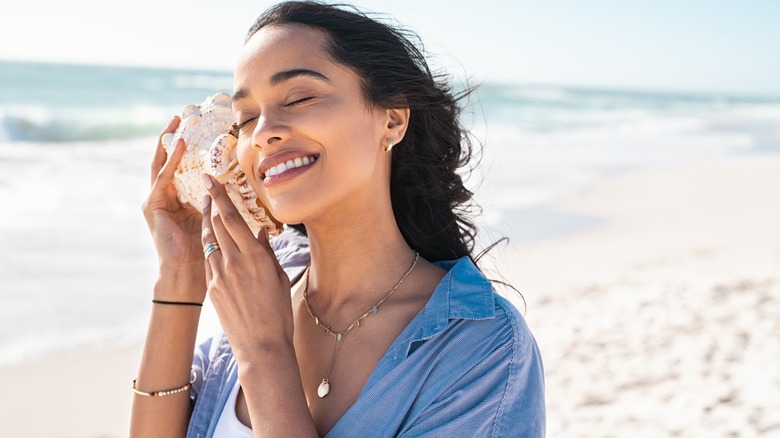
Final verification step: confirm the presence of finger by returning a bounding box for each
[255,226,274,254]
[204,255,214,294]
[256,227,289,281]
[201,194,225,269]
[151,116,181,187]
[201,173,257,251]
[202,195,214,280]
[151,137,187,194]
[204,257,213,283]
[209,195,240,256]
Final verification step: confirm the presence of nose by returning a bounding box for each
[251,112,290,150]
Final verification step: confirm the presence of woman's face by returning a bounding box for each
[232,24,395,225]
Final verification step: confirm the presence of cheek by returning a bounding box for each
[236,139,268,200]
[236,135,250,162]
[236,138,254,179]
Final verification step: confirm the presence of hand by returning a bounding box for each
[142,117,206,299]
[200,173,294,359]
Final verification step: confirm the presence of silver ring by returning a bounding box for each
[203,242,221,260]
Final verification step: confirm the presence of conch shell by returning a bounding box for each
[161,93,282,236]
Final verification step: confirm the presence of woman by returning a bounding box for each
[131,2,545,437]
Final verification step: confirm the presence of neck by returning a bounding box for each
[302,196,416,310]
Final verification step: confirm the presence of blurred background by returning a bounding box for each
[0,0,778,436]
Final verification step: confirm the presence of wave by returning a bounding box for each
[0,115,159,142]
[3,78,780,143]
[0,61,235,142]
[475,83,780,130]
[0,104,176,142]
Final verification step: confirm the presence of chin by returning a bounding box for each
[262,193,318,226]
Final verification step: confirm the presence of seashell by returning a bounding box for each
[161,93,282,236]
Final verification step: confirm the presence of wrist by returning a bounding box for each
[158,260,204,274]
[235,339,296,377]
[154,268,206,302]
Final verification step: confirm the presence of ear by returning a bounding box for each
[385,107,410,144]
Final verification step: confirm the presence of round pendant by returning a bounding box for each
[317,378,330,398]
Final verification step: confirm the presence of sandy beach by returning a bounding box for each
[1,152,777,437]
[503,153,780,436]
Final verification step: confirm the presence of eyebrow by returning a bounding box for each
[232,69,333,103]
[271,68,332,86]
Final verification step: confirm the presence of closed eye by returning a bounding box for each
[284,96,315,107]
[236,96,315,130]
[236,117,258,130]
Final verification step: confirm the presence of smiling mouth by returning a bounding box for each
[262,155,318,179]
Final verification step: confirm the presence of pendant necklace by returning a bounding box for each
[302,251,419,398]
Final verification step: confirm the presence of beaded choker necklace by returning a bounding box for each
[302,252,419,398]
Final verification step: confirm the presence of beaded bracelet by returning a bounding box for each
[132,379,191,397]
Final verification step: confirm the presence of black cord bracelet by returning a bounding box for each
[152,299,203,307]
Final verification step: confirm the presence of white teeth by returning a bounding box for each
[264,155,317,179]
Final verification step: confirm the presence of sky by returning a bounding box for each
[1,0,778,96]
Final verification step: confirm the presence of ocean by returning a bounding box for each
[1,59,778,365]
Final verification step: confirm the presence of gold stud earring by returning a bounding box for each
[384,138,394,152]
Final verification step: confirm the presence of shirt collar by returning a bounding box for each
[417,256,495,341]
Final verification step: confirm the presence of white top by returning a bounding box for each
[213,378,254,437]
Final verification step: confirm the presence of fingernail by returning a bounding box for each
[202,195,211,210]
[201,173,213,189]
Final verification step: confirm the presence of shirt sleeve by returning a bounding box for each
[398,303,546,437]
[189,335,216,402]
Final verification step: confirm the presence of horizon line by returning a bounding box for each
[2,57,779,101]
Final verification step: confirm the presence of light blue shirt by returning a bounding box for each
[188,229,545,437]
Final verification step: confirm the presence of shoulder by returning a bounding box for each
[437,291,543,384]
[429,257,541,364]
[489,294,546,435]
[493,293,542,364]
[399,291,546,437]
[429,256,545,435]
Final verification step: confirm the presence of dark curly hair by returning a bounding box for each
[247,1,479,262]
